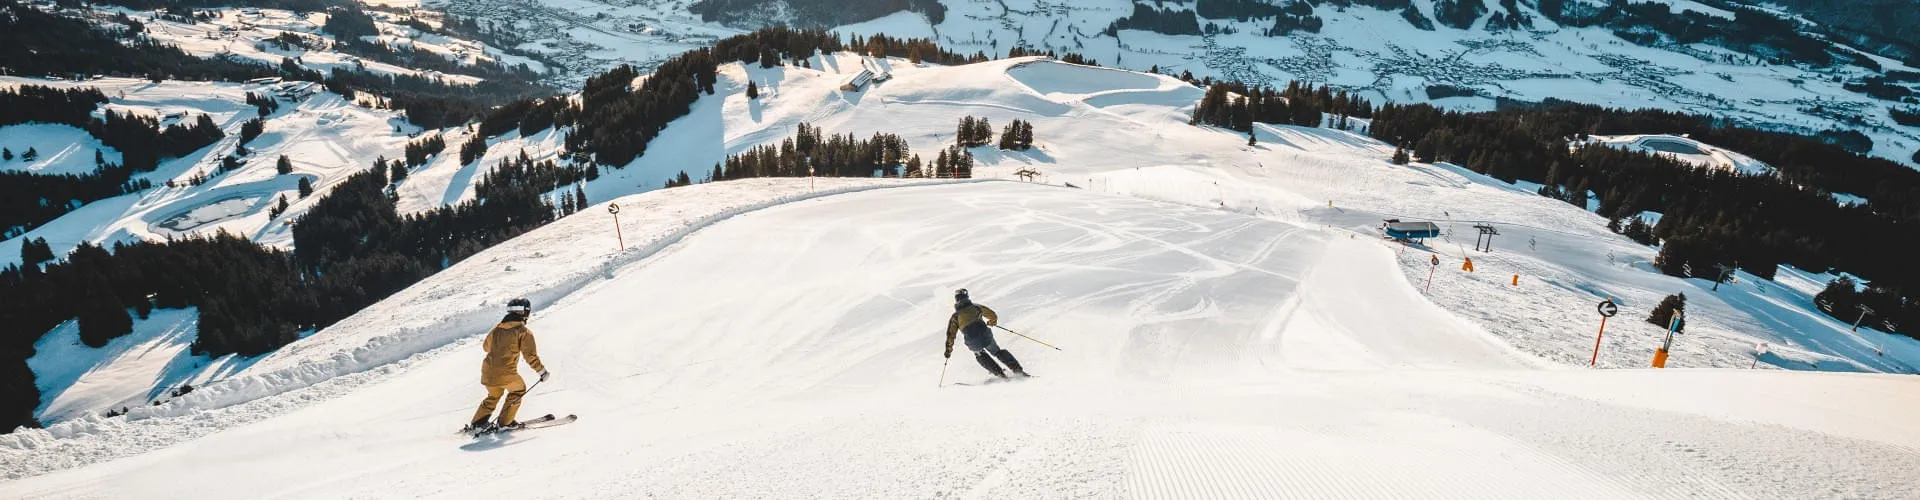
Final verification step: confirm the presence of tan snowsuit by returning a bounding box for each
[471,318,545,425]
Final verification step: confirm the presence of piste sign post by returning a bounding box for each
[1590,299,1619,367]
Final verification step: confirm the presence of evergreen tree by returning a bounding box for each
[1248,131,1258,146]
[747,80,759,99]
[22,147,37,162]
[1,148,10,161]
[297,177,314,198]
[459,134,489,165]
[277,155,293,175]
[133,295,153,320]
[390,163,408,183]
[239,118,264,144]
[94,149,105,166]
[1813,277,1860,317]
[77,293,132,348]
[1646,293,1687,332]
[270,194,289,218]
[19,238,54,265]
[1623,217,1655,245]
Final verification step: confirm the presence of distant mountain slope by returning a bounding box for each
[441,0,1920,166]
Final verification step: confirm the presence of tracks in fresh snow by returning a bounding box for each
[7,182,1920,499]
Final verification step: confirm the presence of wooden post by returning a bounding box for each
[608,203,625,250]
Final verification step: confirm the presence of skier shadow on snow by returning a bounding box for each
[458,433,540,452]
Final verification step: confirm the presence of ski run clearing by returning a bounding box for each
[4,57,1920,497]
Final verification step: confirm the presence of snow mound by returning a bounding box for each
[1587,134,1773,175]
[1007,59,1165,97]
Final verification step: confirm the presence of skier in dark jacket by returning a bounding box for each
[945,289,1027,378]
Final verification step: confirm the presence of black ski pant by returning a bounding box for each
[973,348,1024,377]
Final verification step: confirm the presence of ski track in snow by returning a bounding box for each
[5,183,1920,498]
[5,55,1920,498]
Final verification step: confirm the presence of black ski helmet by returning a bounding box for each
[954,288,969,303]
[507,297,532,315]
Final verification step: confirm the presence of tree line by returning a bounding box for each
[0,150,591,433]
[1191,81,1374,131]
[1105,3,1202,36]
[1364,99,1920,340]
[707,122,914,182]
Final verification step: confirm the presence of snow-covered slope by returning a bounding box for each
[78,4,538,85]
[0,76,423,264]
[1586,134,1775,175]
[433,0,1920,166]
[6,181,1920,498]
[1,75,522,426]
[5,56,1920,497]
[14,49,1919,425]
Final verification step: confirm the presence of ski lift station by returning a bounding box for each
[1383,220,1442,242]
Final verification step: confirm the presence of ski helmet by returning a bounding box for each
[507,297,532,314]
[954,288,969,302]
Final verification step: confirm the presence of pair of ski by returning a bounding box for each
[462,413,578,437]
[952,373,1034,386]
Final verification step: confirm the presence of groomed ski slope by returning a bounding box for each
[6,182,1919,498]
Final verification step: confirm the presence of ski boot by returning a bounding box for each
[975,351,1009,378]
[991,349,1028,377]
[463,419,496,435]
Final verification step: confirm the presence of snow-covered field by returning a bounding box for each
[0,124,122,176]
[5,55,1920,497]
[444,0,1920,167]
[88,4,530,85]
[5,181,1919,498]
[1586,134,1774,175]
[0,76,420,266]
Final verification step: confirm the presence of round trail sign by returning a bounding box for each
[608,203,621,215]
[1598,300,1619,318]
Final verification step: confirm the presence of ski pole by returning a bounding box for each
[938,358,950,388]
[993,325,1062,351]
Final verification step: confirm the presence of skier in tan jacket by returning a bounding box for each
[466,298,549,432]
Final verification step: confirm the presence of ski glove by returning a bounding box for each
[538,370,550,382]
[944,346,952,358]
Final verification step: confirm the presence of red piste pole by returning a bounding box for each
[1589,315,1609,367]
[1424,265,1437,293]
